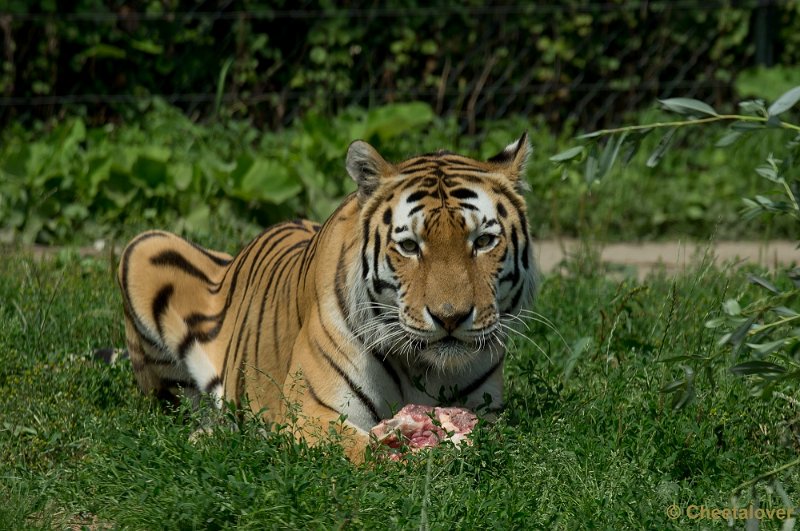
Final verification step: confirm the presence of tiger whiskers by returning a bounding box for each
[496,319,553,364]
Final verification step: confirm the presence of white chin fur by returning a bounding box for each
[418,341,482,372]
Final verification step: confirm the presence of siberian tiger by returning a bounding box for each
[118,134,537,461]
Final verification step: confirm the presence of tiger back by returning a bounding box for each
[118,134,537,461]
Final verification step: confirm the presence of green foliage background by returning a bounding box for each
[3,1,799,128]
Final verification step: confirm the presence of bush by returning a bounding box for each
[3,1,799,130]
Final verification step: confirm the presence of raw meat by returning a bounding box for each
[370,404,478,455]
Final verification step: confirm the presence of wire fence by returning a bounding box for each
[1,1,795,133]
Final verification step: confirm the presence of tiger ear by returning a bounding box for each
[346,140,395,200]
[487,132,531,192]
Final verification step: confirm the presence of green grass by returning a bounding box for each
[1,243,799,529]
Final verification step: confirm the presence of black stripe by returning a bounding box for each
[188,239,232,266]
[235,327,252,402]
[151,284,174,337]
[315,339,381,424]
[408,204,424,216]
[456,356,504,401]
[204,375,222,394]
[251,240,307,376]
[361,217,370,279]
[315,293,357,371]
[264,243,306,374]
[307,382,342,417]
[160,378,197,390]
[120,231,167,296]
[218,229,304,374]
[177,333,194,359]
[500,227,520,284]
[450,188,478,199]
[519,212,531,269]
[508,283,525,312]
[142,356,174,366]
[406,190,428,203]
[245,226,303,291]
[185,311,222,327]
[334,242,356,331]
[262,240,308,296]
[371,349,403,399]
[150,250,215,286]
[497,202,507,218]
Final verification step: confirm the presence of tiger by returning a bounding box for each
[117,133,538,461]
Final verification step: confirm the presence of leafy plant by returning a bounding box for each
[0,99,440,245]
[552,86,800,495]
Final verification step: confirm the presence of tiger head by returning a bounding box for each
[346,134,537,371]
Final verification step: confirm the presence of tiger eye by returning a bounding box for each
[399,239,419,254]
[474,234,494,250]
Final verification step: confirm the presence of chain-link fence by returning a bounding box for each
[1,1,797,133]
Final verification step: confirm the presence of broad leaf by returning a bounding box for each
[767,85,800,116]
[660,379,685,394]
[722,299,741,316]
[746,339,787,356]
[584,145,599,183]
[550,146,584,162]
[729,360,787,376]
[646,128,676,168]
[715,132,742,147]
[747,274,780,294]
[597,133,628,180]
[659,97,718,117]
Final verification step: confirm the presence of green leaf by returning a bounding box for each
[596,133,628,180]
[767,85,800,116]
[731,121,764,131]
[230,155,302,204]
[755,164,781,182]
[660,379,685,394]
[563,336,592,381]
[704,317,728,329]
[170,163,193,192]
[746,339,787,356]
[549,146,584,162]
[130,40,164,55]
[76,43,126,62]
[774,306,799,318]
[659,97,718,117]
[672,382,695,410]
[729,361,787,376]
[722,299,741,316]
[724,316,756,347]
[576,130,604,140]
[715,132,742,147]
[738,99,767,116]
[747,274,780,294]
[364,102,434,142]
[645,128,676,168]
[584,144,598,183]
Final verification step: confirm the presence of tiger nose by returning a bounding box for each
[427,305,473,333]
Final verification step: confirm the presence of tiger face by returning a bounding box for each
[346,134,537,371]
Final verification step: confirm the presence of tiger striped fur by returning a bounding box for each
[118,134,537,461]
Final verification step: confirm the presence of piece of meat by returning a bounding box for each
[370,404,478,456]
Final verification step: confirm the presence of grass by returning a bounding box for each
[1,239,799,529]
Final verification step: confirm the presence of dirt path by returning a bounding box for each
[536,239,799,279]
